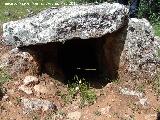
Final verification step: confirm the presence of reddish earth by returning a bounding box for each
[0,73,160,120]
[0,36,160,120]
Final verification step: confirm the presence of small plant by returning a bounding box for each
[154,22,160,37]
[112,79,120,84]
[156,106,160,113]
[72,75,97,107]
[15,97,22,106]
[153,73,160,96]
[45,111,56,120]
[136,84,145,93]
[113,112,120,118]
[127,100,140,113]
[129,115,135,120]
[94,110,101,116]
[0,68,12,85]
[0,69,11,99]
[61,75,97,107]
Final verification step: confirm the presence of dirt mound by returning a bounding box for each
[0,71,160,120]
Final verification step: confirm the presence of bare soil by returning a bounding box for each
[1,74,160,120]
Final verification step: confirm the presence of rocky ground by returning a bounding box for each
[0,43,160,120]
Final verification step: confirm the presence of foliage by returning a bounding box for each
[94,110,101,116]
[153,22,160,37]
[0,69,12,85]
[138,0,160,23]
[75,0,113,3]
[0,0,75,22]
[0,69,11,99]
[153,73,160,96]
[60,75,97,107]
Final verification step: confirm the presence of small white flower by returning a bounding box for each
[79,80,82,84]
[75,87,79,91]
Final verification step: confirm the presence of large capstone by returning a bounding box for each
[2,2,128,47]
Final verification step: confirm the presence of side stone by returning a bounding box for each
[0,48,41,78]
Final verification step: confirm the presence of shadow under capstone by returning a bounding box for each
[19,26,127,89]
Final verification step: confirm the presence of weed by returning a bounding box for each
[45,110,66,120]
[127,100,140,113]
[60,75,96,107]
[129,115,135,120]
[153,73,160,96]
[71,75,97,107]
[57,111,66,117]
[15,97,21,105]
[136,84,145,93]
[0,68,12,85]
[153,22,160,37]
[45,111,56,120]
[30,111,41,120]
[0,69,11,99]
[113,112,120,118]
[32,116,39,120]
[94,110,101,116]
[112,79,120,84]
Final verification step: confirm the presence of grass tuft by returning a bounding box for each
[0,68,12,85]
[59,75,97,107]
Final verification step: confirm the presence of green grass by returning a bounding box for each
[59,75,97,107]
[153,22,160,37]
[153,73,160,96]
[0,69,11,98]
[0,0,75,23]
[0,69,12,85]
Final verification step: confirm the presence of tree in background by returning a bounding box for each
[75,0,160,23]
[138,0,160,23]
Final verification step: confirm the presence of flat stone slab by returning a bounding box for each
[2,2,128,47]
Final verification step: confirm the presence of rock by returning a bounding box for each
[99,106,111,115]
[2,2,128,47]
[0,48,41,78]
[120,87,149,107]
[119,18,160,80]
[18,85,33,94]
[67,111,81,120]
[4,11,11,16]
[2,94,9,101]
[144,114,157,120]
[33,84,56,95]
[21,98,57,114]
[120,87,143,98]
[139,98,148,106]
[23,75,39,85]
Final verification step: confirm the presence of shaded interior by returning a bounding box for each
[22,27,126,88]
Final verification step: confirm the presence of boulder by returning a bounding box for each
[33,84,56,95]
[67,111,82,120]
[0,48,41,78]
[2,2,128,47]
[21,98,57,114]
[18,85,33,95]
[119,18,160,80]
[23,75,39,85]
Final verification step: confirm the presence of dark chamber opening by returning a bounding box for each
[59,38,100,83]
[24,29,126,88]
